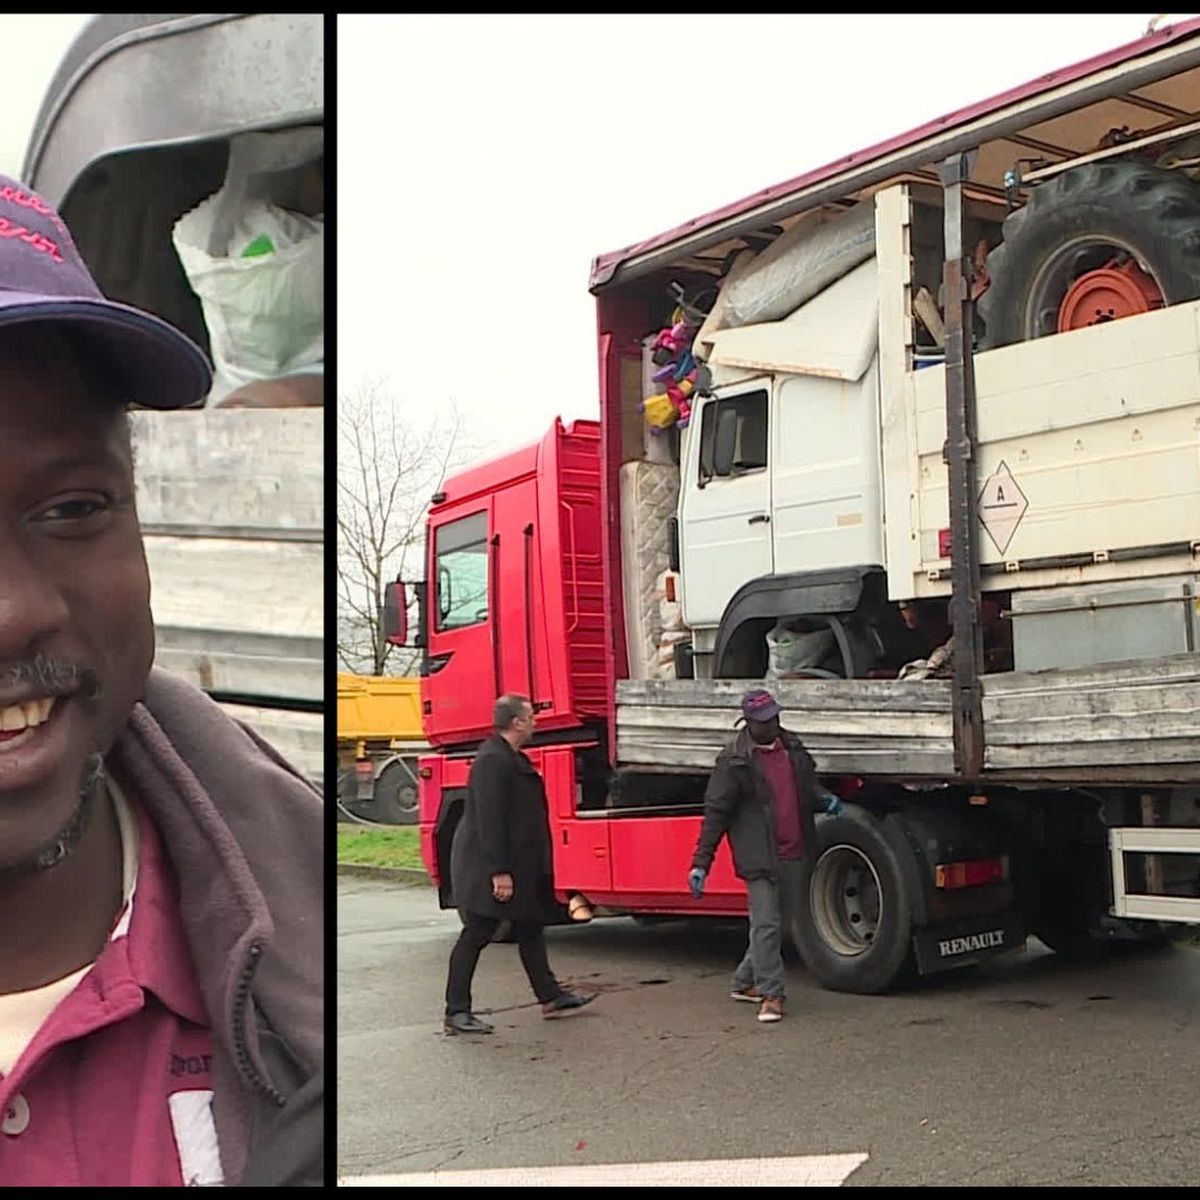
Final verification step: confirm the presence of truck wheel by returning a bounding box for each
[336,769,365,820]
[373,759,419,826]
[1031,845,1109,959]
[978,162,1200,348]
[791,811,913,994]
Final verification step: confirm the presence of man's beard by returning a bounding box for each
[0,754,106,876]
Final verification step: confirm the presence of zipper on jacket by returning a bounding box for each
[233,942,287,1108]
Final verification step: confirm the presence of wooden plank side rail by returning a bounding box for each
[131,409,324,783]
[618,653,1200,784]
[616,678,955,777]
[982,653,1200,782]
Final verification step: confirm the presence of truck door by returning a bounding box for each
[679,382,774,630]
[426,504,495,742]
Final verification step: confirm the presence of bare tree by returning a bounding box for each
[337,379,466,674]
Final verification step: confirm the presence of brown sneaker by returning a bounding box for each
[730,986,763,1003]
[757,996,784,1023]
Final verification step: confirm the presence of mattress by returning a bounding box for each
[618,459,681,679]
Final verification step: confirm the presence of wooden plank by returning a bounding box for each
[617,705,952,739]
[131,409,323,533]
[617,670,956,777]
[618,726,952,762]
[154,646,322,705]
[984,681,1200,723]
[981,654,1200,696]
[617,677,952,712]
[985,738,1200,769]
[985,711,1200,746]
[985,763,1200,785]
[143,537,323,639]
[131,408,325,750]
[615,740,955,776]
[981,656,1199,778]
[618,652,1200,781]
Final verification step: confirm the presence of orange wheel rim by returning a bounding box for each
[1057,259,1164,332]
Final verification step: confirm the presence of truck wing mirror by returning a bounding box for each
[383,580,409,646]
[713,406,738,476]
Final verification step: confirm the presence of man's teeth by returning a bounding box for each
[0,697,55,732]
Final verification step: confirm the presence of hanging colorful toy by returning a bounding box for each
[642,304,700,431]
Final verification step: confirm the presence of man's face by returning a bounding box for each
[512,703,535,747]
[747,715,781,746]
[0,346,153,870]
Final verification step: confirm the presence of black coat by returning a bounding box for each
[691,727,832,882]
[450,734,554,922]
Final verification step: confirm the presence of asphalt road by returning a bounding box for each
[337,876,1200,1186]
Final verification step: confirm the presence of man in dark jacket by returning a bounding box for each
[0,176,321,1186]
[444,694,595,1034]
[688,687,842,1024]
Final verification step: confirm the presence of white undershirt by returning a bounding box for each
[0,779,140,1076]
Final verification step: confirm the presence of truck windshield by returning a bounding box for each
[434,511,489,630]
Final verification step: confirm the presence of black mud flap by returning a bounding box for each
[912,911,1026,976]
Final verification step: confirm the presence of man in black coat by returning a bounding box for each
[688,687,842,1024]
[443,694,596,1035]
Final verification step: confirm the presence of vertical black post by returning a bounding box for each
[938,151,985,780]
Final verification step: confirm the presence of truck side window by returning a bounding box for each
[434,511,489,631]
[698,390,769,484]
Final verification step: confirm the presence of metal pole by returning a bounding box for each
[938,151,985,780]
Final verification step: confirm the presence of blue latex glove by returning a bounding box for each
[821,790,844,817]
[688,867,707,900]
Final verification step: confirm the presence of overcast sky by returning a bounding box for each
[338,13,1195,467]
[0,15,92,177]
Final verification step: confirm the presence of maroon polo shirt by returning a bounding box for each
[755,738,804,860]
[0,791,219,1186]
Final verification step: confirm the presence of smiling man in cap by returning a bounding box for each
[687,687,843,1023]
[0,178,322,1185]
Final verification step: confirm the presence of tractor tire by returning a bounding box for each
[978,161,1200,348]
[790,809,914,994]
[372,758,419,826]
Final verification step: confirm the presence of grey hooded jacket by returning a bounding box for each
[108,668,324,1187]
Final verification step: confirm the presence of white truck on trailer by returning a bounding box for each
[588,19,1200,991]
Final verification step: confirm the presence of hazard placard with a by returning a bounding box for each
[977,461,1028,556]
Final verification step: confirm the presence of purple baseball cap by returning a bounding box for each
[741,688,782,723]
[0,176,211,408]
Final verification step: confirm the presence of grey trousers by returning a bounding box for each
[732,860,806,1000]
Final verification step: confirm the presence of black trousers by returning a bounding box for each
[445,911,561,1016]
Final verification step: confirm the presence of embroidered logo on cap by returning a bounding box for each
[0,185,67,262]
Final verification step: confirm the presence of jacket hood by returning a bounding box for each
[108,668,324,1091]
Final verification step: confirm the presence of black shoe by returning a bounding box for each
[541,991,596,1018]
[443,1012,494,1035]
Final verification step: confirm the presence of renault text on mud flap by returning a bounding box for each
[938,929,1006,958]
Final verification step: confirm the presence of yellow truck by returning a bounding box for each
[336,674,427,824]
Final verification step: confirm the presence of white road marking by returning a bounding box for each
[338,1152,869,1187]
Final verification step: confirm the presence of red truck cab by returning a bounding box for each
[420,418,606,749]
